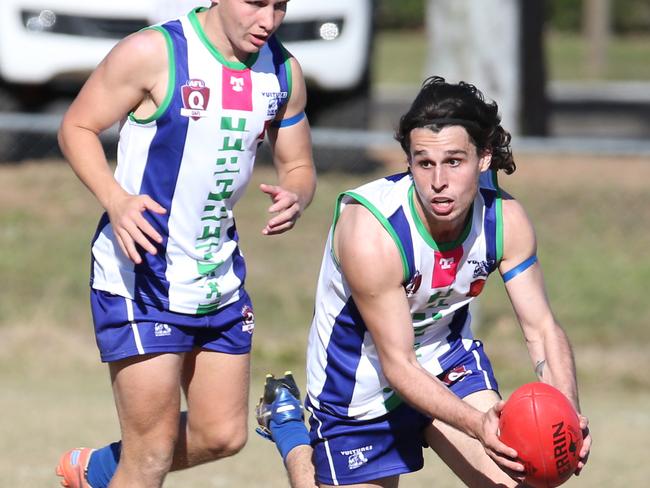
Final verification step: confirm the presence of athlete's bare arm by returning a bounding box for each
[284,445,318,488]
[262,56,316,235]
[499,195,591,471]
[58,29,169,263]
[334,202,523,474]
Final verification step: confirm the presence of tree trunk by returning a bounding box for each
[584,0,611,78]
[425,0,521,134]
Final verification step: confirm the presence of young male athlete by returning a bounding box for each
[256,77,591,487]
[55,1,315,487]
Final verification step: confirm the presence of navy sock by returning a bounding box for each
[270,419,310,462]
[86,441,121,488]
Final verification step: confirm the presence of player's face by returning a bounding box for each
[216,0,288,59]
[408,126,491,242]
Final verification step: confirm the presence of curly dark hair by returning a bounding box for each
[395,76,516,174]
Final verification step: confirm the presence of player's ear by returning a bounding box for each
[406,152,413,168]
[478,149,492,172]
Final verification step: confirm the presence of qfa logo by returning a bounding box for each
[468,259,494,279]
[181,79,210,120]
[404,270,422,297]
[241,305,255,334]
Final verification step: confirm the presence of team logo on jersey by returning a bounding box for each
[404,270,422,297]
[432,247,463,288]
[340,445,372,470]
[154,322,172,337]
[241,305,255,334]
[222,67,253,111]
[440,365,472,386]
[468,259,493,279]
[181,79,210,120]
[262,90,288,117]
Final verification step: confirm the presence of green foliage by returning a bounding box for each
[376,0,425,30]
[372,29,650,84]
[547,32,650,80]
[548,0,650,33]
[374,0,650,34]
[548,0,582,32]
[612,0,650,33]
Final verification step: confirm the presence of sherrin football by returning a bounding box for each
[498,382,583,488]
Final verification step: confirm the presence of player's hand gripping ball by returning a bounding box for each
[499,382,583,488]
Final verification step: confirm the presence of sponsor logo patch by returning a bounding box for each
[241,305,255,333]
[440,365,472,386]
[468,258,494,279]
[222,68,253,111]
[154,322,172,337]
[340,445,372,470]
[432,247,464,288]
[262,90,288,117]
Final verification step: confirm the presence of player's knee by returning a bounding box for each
[200,424,248,460]
[122,442,175,479]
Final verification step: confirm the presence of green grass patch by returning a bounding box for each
[373,29,428,85]
[373,29,650,84]
[548,32,650,80]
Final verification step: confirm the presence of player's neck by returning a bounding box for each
[199,8,251,64]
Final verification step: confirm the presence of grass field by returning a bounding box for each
[373,30,650,85]
[1,154,650,487]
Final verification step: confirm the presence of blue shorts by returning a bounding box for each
[90,289,255,362]
[307,340,498,485]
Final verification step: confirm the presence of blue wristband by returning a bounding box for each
[270,111,306,128]
[270,419,310,461]
[502,255,538,283]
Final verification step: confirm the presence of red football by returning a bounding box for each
[499,382,583,488]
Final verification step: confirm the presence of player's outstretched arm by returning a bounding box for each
[262,56,316,236]
[335,203,524,475]
[58,29,168,263]
[499,195,591,472]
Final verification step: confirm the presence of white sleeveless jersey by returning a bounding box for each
[90,8,292,315]
[306,171,503,420]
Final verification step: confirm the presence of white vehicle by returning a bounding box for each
[0,0,375,162]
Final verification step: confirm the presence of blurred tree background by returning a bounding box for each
[375,0,650,34]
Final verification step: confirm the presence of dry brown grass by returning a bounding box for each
[1,156,649,487]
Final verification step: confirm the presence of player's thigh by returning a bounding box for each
[182,349,250,431]
[109,353,185,442]
[319,476,399,488]
[425,389,518,488]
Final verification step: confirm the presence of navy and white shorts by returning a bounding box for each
[90,289,255,362]
[307,340,499,485]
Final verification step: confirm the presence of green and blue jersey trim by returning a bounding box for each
[188,8,259,70]
[490,169,504,264]
[407,185,473,252]
[128,26,176,124]
[331,191,410,283]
